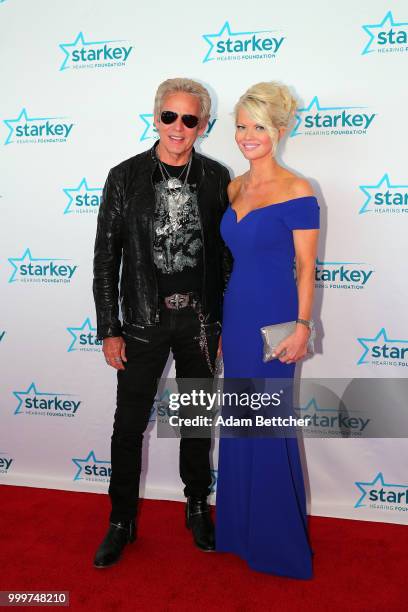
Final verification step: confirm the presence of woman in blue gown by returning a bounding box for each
[216,82,320,579]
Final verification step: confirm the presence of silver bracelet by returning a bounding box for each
[296,319,316,344]
[296,318,313,329]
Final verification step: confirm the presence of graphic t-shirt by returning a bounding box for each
[153,160,203,296]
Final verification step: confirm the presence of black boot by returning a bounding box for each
[93,520,136,568]
[185,497,215,552]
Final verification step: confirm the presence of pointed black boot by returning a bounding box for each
[93,520,136,568]
[185,497,215,552]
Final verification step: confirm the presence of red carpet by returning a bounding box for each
[0,485,405,611]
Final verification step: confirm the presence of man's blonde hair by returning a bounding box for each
[154,78,211,122]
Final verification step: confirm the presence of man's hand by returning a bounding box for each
[103,337,127,370]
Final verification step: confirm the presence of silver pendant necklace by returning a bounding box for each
[159,159,190,190]
[167,176,182,190]
[158,157,192,202]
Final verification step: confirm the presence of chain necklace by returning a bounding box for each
[158,158,192,191]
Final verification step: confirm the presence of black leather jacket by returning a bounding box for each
[93,143,232,339]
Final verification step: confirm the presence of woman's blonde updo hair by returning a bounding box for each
[235,82,297,151]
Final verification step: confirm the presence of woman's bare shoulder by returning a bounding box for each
[286,176,314,199]
[227,174,245,202]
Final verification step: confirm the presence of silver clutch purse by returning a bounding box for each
[260,321,315,362]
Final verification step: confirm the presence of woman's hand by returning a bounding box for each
[273,325,310,364]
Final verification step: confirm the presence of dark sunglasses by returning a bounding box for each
[160,110,199,129]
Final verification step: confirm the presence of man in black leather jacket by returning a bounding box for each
[93,78,231,568]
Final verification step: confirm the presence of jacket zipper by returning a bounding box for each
[150,169,160,324]
[123,331,149,343]
[197,161,206,315]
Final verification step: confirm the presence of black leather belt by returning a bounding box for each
[162,293,199,310]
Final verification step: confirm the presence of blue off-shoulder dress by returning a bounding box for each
[216,196,320,579]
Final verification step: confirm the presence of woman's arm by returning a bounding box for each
[294,228,319,322]
[275,228,319,364]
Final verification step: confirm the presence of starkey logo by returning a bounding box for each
[3,108,74,145]
[202,21,285,62]
[355,473,408,512]
[362,11,408,55]
[0,452,13,474]
[296,398,370,436]
[357,328,408,368]
[72,450,111,482]
[8,248,78,284]
[59,32,133,70]
[139,114,217,141]
[150,389,174,423]
[67,317,102,352]
[13,382,81,418]
[315,257,374,290]
[63,178,102,215]
[359,174,408,215]
[290,96,376,137]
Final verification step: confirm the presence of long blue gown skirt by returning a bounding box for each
[216,197,320,579]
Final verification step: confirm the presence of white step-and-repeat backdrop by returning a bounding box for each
[1,0,407,525]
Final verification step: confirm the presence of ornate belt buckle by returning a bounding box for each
[167,293,189,309]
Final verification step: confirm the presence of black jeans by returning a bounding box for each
[109,305,220,522]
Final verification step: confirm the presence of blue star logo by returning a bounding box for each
[156,389,171,404]
[155,389,171,406]
[72,450,110,481]
[139,114,158,141]
[354,472,407,507]
[8,248,66,283]
[59,32,123,71]
[290,97,366,137]
[359,173,408,214]
[13,382,73,415]
[152,389,172,421]
[66,317,98,352]
[361,11,408,55]
[63,178,102,214]
[3,108,63,145]
[202,21,276,63]
[357,328,408,365]
[139,114,216,141]
[296,398,338,414]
